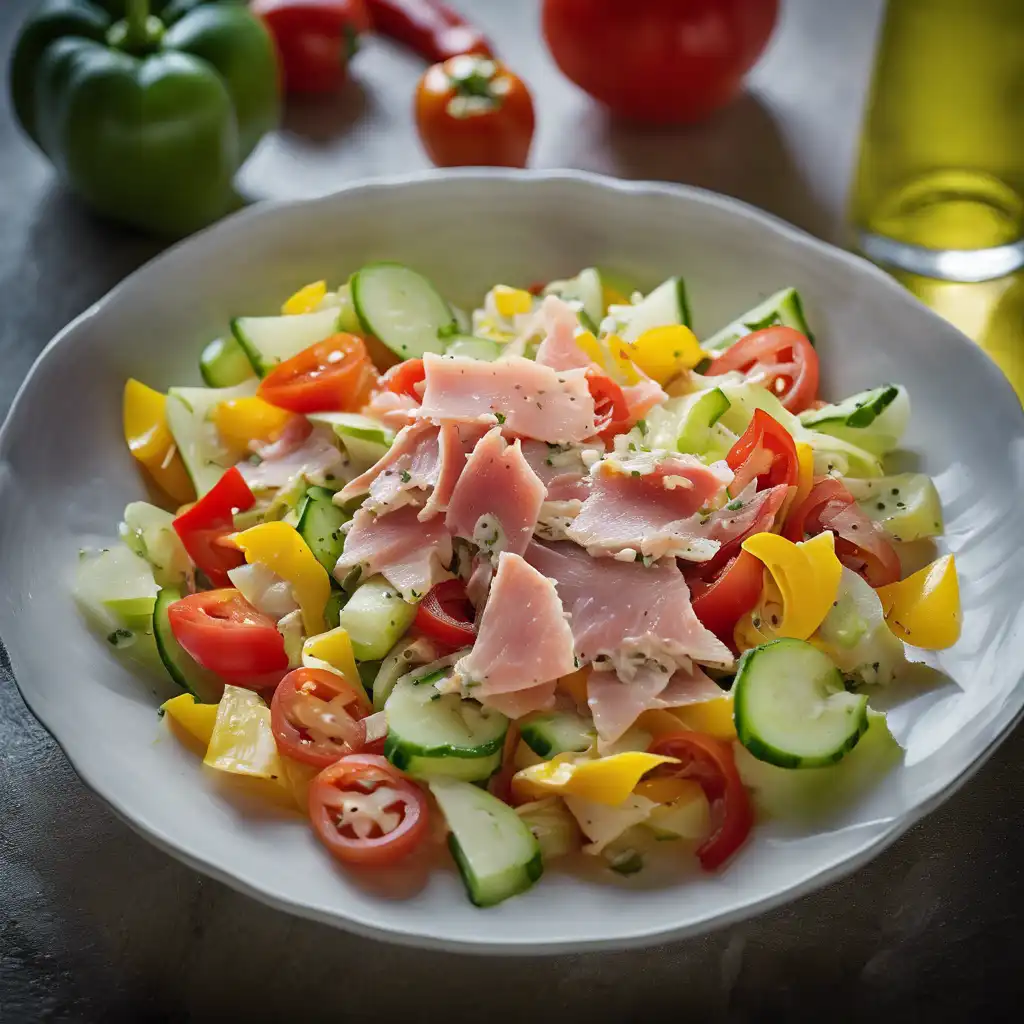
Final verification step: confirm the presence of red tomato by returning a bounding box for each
[690,551,764,647]
[726,409,799,493]
[414,579,476,649]
[167,589,288,687]
[365,0,492,63]
[783,477,852,543]
[586,370,630,436]
[260,333,377,414]
[704,326,819,414]
[308,754,429,866]
[252,0,369,95]
[271,667,374,768]
[382,358,426,401]
[172,467,255,586]
[648,732,753,871]
[542,0,778,125]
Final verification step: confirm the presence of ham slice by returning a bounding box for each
[519,440,594,502]
[446,428,546,558]
[480,683,557,719]
[334,505,452,600]
[361,389,418,431]
[237,426,346,492]
[565,452,732,561]
[525,540,733,675]
[455,552,576,714]
[417,353,598,443]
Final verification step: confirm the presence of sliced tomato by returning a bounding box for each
[172,467,255,586]
[704,326,819,413]
[271,667,374,768]
[783,477,852,542]
[166,589,288,687]
[648,732,753,871]
[382,357,426,401]
[259,333,377,414]
[308,754,429,866]
[414,579,476,649]
[586,370,630,437]
[690,550,764,647]
[726,409,799,493]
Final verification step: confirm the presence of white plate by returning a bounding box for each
[2,170,1022,954]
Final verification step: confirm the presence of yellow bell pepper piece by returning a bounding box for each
[604,334,643,385]
[279,755,320,810]
[625,325,705,383]
[204,685,283,780]
[634,776,703,804]
[161,693,219,748]
[212,396,295,459]
[282,280,327,315]
[301,626,360,686]
[492,285,533,318]
[671,696,738,740]
[790,442,815,514]
[557,668,591,708]
[233,521,330,635]
[741,531,843,640]
[123,379,194,504]
[875,554,961,650]
[512,752,678,807]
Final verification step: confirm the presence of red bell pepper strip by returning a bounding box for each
[364,0,492,62]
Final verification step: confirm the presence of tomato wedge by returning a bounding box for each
[308,754,429,866]
[259,333,377,414]
[648,732,753,871]
[271,667,374,768]
[690,551,764,647]
[172,467,255,586]
[382,357,426,401]
[726,409,799,493]
[587,370,630,437]
[704,326,819,414]
[166,589,288,687]
[414,579,476,649]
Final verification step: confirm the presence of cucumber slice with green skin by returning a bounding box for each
[543,267,605,330]
[704,287,813,351]
[231,308,341,376]
[120,502,193,588]
[75,546,160,630]
[444,335,502,361]
[734,639,868,769]
[646,387,732,457]
[801,386,909,457]
[351,263,455,360]
[296,486,349,574]
[372,637,443,712]
[307,412,394,471]
[612,277,692,341]
[200,336,256,387]
[844,473,944,542]
[519,710,595,758]
[153,586,222,703]
[428,778,543,907]
[800,385,899,430]
[336,575,417,661]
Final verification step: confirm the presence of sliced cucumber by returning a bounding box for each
[372,636,441,712]
[231,308,341,376]
[612,277,691,341]
[801,385,909,456]
[307,412,394,470]
[543,267,604,331]
[351,263,455,360]
[119,501,192,588]
[704,287,813,351]
[165,380,258,495]
[199,336,256,387]
[519,710,595,758]
[75,546,159,631]
[515,798,579,860]
[429,777,543,907]
[733,639,868,769]
[444,335,502,361]
[336,575,417,661]
[297,486,349,574]
[844,473,943,542]
[646,387,732,458]
[153,586,222,703]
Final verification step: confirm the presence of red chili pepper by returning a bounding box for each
[364,0,492,63]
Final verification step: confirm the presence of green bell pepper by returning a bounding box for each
[10,0,280,237]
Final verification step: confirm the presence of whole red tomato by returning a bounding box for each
[542,0,779,124]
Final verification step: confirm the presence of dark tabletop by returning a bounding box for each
[1,1,1022,1021]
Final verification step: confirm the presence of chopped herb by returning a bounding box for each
[636,419,648,437]
[631,470,641,477]
[876,502,886,511]
[495,412,506,424]
[726,499,743,511]
[891,488,900,496]
[106,628,134,648]
[400,470,411,483]
[414,669,447,687]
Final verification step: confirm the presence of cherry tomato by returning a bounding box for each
[167,589,288,687]
[586,370,630,437]
[382,358,426,401]
[414,579,476,649]
[172,467,255,586]
[649,732,753,871]
[308,754,429,866]
[415,55,535,168]
[726,409,799,493]
[259,333,376,414]
[704,326,819,414]
[542,0,778,125]
[690,551,764,647]
[252,0,369,95]
[271,667,374,768]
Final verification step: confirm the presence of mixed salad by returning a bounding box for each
[77,264,961,906]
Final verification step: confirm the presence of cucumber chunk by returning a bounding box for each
[200,336,256,387]
[153,586,222,702]
[372,636,442,712]
[611,277,691,341]
[844,473,944,542]
[733,638,868,769]
[429,778,543,907]
[519,710,595,758]
[351,263,455,360]
[231,308,341,376]
[296,486,349,574]
[801,385,909,456]
[75,546,159,631]
[336,576,417,661]
[646,387,732,458]
[704,287,813,351]
[306,411,394,471]
[543,267,605,331]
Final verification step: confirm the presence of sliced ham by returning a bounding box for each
[565,452,732,561]
[361,388,418,431]
[417,353,598,444]
[525,540,733,676]
[455,552,576,713]
[445,428,546,558]
[334,505,452,600]
[534,295,591,371]
[480,682,557,719]
[622,377,668,422]
[519,439,594,502]
[237,425,346,492]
